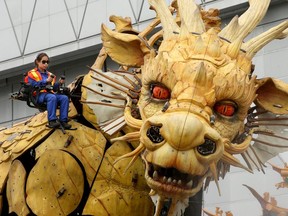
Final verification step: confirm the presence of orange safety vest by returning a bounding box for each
[27,68,56,93]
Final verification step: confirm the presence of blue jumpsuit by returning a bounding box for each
[28,69,69,122]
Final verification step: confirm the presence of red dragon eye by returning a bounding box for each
[214,102,237,117]
[152,85,170,100]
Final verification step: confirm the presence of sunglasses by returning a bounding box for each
[41,60,50,64]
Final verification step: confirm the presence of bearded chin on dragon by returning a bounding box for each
[1,0,288,215]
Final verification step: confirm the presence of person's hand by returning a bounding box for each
[59,78,65,84]
[46,76,53,83]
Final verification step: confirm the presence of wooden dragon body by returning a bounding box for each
[1,0,288,215]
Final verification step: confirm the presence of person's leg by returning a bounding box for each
[56,94,71,129]
[45,94,58,121]
[41,93,60,128]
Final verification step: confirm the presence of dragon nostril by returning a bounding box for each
[146,125,164,143]
[197,138,216,156]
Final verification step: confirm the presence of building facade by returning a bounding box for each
[0,0,287,215]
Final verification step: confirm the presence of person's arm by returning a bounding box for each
[53,76,65,92]
[28,76,44,87]
[28,75,51,88]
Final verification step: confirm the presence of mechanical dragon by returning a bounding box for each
[1,0,288,215]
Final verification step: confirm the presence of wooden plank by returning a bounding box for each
[26,149,84,216]
[6,160,30,215]
[0,161,12,193]
[35,121,106,186]
[83,140,153,215]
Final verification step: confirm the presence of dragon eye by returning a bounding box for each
[151,85,170,100]
[214,101,237,117]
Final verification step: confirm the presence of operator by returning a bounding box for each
[27,52,71,129]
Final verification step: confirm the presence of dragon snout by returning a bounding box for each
[142,112,220,153]
[197,138,216,155]
[146,125,164,143]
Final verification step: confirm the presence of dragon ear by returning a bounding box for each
[101,24,150,67]
[255,78,288,114]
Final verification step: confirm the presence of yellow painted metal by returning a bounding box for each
[6,160,30,215]
[83,140,154,215]
[35,121,106,186]
[26,149,84,216]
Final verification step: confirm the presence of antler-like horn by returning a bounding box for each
[219,0,270,42]
[148,0,179,39]
[177,0,205,35]
[243,21,288,59]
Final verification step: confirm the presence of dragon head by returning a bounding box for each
[82,0,288,214]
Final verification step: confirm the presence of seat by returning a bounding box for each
[11,82,47,112]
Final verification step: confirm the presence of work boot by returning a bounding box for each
[48,120,60,128]
[60,121,72,129]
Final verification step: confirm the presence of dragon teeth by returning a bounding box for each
[186,180,193,188]
[153,171,159,180]
[172,179,177,185]
[167,177,172,183]
[177,180,182,185]
[163,176,167,182]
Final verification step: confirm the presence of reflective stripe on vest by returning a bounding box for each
[29,70,42,82]
[27,69,55,94]
[28,69,55,85]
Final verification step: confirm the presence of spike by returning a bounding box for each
[179,19,190,38]
[219,15,239,41]
[195,62,207,86]
[193,36,205,54]
[191,10,206,34]
[207,37,221,58]
[227,38,243,59]
[209,162,221,196]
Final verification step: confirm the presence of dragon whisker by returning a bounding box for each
[252,138,288,148]
[82,85,126,100]
[88,66,139,92]
[80,100,125,108]
[209,162,221,196]
[222,151,252,173]
[124,97,143,129]
[110,131,140,143]
[113,143,145,165]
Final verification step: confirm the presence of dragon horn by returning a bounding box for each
[148,0,179,39]
[219,0,270,42]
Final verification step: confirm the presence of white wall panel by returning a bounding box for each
[107,0,136,24]
[5,0,22,26]
[49,0,66,14]
[262,22,288,53]
[79,0,106,38]
[262,48,288,80]
[21,0,37,23]
[33,0,49,20]
[14,22,30,50]
[25,16,50,53]
[66,4,87,37]
[0,84,12,123]
[0,0,11,30]
[49,11,76,46]
[136,0,157,23]
[0,28,20,61]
